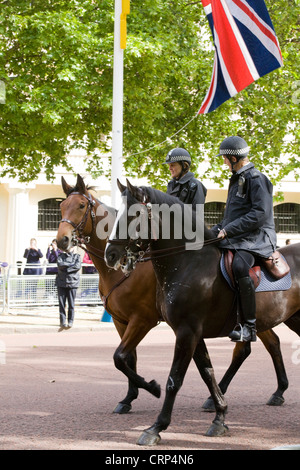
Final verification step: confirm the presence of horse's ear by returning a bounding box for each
[76,174,86,194]
[61,176,72,195]
[117,179,127,194]
[126,179,145,202]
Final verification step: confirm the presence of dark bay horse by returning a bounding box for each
[56,175,291,418]
[104,180,300,445]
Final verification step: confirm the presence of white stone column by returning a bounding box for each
[4,184,35,264]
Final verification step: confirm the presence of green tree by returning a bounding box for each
[0,0,299,188]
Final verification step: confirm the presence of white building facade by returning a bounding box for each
[0,154,299,265]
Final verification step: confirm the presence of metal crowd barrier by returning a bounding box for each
[3,264,102,312]
[0,269,5,313]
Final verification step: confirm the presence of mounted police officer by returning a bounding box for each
[212,136,277,342]
[164,148,207,208]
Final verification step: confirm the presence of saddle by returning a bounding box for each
[224,250,290,289]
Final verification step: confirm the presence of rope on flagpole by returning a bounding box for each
[128,112,199,157]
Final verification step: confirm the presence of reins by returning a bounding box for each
[141,237,221,262]
[107,195,221,262]
[107,235,221,263]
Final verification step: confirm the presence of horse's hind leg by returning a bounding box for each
[259,329,289,406]
[202,340,251,412]
[285,310,300,337]
[193,339,228,437]
[202,329,288,410]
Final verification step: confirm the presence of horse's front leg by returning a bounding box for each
[113,318,161,414]
[193,339,228,436]
[137,327,198,446]
[113,349,139,414]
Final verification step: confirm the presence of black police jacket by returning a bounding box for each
[212,163,277,258]
[167,171,207,209]
[56,252,82,288]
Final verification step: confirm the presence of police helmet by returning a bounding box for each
[217,136,249,160]
[164,148,192,165]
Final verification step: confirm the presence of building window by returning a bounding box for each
[38,198,64,231]
[204,202,226,228]
[274,203,300,233]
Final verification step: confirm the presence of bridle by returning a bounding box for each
[107,199,221,273]
[59,192,96,244]
[107,199,153,272]
[59,190,132,324]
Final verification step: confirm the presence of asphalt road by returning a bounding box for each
[0,323,299,451]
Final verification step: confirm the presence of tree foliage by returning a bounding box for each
[0,0,299,188]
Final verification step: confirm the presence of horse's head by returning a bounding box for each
[104,179,152,274]
[105,179,212,272]
[56,174,96,252]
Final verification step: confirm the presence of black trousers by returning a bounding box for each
[232,250,256,281]
[57,286,77,326]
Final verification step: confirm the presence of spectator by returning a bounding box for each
[45,240,61,299]
[56,247,81,330]
[0,262,8,288]
[285,239,291,245]
[0,261,8,273]
[23,238,43,275]
[82,252,97,274]
[46,239,60,274]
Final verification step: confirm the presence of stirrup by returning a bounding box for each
[228,323,243,341]
[229,324,256,342]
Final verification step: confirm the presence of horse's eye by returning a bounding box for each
[80,203,85,209]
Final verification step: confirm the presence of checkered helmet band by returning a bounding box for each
[219,146,250,156]
[164,148,191,164]
[217,136,249,159]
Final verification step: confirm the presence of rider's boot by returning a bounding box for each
[229,276,257,342]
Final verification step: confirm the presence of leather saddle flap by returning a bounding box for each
[262,251,290,280]
[224,250,261,289]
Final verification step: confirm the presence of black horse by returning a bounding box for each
[59,175,290,417]
[105,180,300,446]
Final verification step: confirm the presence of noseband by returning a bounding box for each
[107,200,152,272]
[59,192,96,243]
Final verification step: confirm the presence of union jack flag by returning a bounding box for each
[198,0,283,114]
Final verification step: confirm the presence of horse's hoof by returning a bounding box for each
[137,429,161,446]
[205,421,229,437]
[202,396,216,412]
[113,402,132,414]
[267,394,285,406]
[149,380,161,398]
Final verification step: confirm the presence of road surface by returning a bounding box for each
[0,323,299,451]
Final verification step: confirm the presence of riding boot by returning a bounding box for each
[229,276,257,342]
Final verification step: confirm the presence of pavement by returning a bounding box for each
[0,304,116,334]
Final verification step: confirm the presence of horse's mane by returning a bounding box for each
[66,183,97,196]
[67,183,117,216]
[141,186,216,241]
[142,186,181,207]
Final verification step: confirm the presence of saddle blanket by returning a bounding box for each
[220,253,292,292]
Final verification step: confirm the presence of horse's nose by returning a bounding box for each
[57,236,70,251]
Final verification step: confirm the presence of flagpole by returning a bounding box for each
[111,0,124,208]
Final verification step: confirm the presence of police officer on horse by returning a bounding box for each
[212,136,277,343]
[164,148,207,207]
